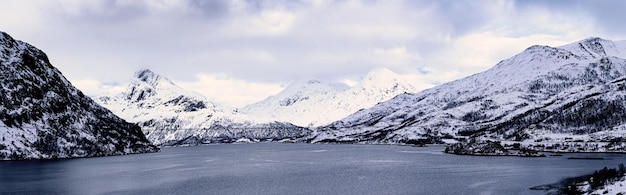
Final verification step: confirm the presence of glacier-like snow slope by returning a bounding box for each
[312,37,626,145]
[0,31,158,160]
[241,68,417,127]
[96,70,310,146]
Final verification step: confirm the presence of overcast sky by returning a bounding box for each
[2,0,626,107]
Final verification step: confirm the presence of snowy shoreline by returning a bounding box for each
[531,164,626,194]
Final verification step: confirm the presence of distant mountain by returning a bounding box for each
[97,69,220,130]
[0,31,158,160]
[312,37,626,149]
[96,70,310,146]
[241,68,417,127]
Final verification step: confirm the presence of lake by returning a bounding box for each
[1,143,625,195]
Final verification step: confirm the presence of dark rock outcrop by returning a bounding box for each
[444,140,509,156]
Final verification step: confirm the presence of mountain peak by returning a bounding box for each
[124,69,178,102]
[577,37,612,56]
[130,69,180,90]
[0,31,25,53]
[0,31,10,41]
[136,69,156,79]
[364,68,399,80]
[358,68,414,91]
[134,69,162,85]
[0,31,13,42]
[581,37,607,43]
[558,37,623,59]
[307,80,321,84]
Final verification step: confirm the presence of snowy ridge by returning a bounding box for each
[241,68,417,127]
[96,70,310,146]
[0,31,158,160]
[312,37,626,148]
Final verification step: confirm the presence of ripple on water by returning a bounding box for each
[367,160,410,163]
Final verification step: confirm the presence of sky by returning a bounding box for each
[2,0,626,107]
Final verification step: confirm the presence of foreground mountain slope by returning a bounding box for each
[313,37,626,148]
[241,68,417,127]
[0,31,158,160]
[96,70,310,146]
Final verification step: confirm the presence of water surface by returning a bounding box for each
[2,144,625,194]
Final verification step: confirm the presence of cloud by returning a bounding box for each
[404,0,602,83]
[174,73,284,108]
[71,78,126,97]
[0,1,53,36]
[222,8,296,36]
[71,79,103,96]
[3,0,626,107]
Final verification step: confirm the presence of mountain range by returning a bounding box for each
[311,37,626,149]
[240,68,417,127]
[6,26,625,155]
[95,69,310,146]
[95,37,626,151]
[94,67,420,146]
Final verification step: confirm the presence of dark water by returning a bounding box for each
[1,144,625,195]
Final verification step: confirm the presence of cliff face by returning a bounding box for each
[0,31,158,160]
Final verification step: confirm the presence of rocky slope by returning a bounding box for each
[312,37,626,150]
[241,68,417,127]
[96,70,310,146]
[0,31,158,160]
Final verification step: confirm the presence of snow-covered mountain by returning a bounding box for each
[96,70,310,146]
[241,68,417,127]
[97,69,220,129]
[312,37,626,148]
[0,31,158,160]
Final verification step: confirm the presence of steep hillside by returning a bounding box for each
[241,68,417,127]
[313,38,626,151]
[96,70,310,146]
[0,31,158,160]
